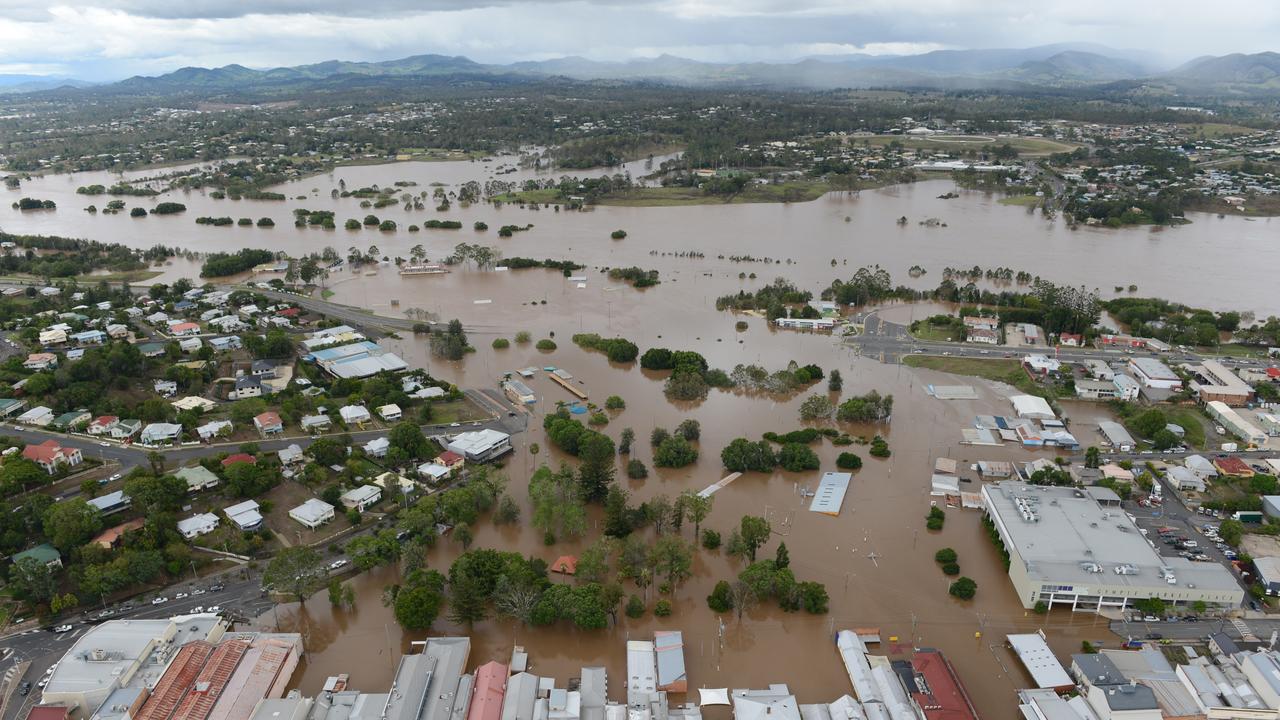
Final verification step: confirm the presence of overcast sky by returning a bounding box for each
[0,0,1277,80]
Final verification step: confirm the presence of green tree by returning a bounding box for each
[707,580,734,613]
[739,516,771,561]
[778,443,820,472]
[721,438,776,473]
[529,465,588,541]
[9,556,58,604]
[828,369,843,392]
[651,536,693,588]
[43,499,102,553]
[263,547,327,603]
[395,570,446,630]
[389,422,432,459]
[577,432,617,503]
[775,542,790,570]
[948,576,977,600]
[799,394,834,420]
[618,428,635,455]
[123,474,186,515]
[654,436,698,468]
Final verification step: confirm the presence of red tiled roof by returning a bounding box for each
[1215,456,1253,476]
[23,439,64,464]
[170,322,200,332]
[25,707,71,720]
[552,555,578,574]
[254,412,282,428]
[91,415,119,428]
[438,451,463,465]
[1267,367,1280,379]
[221,454,255,467]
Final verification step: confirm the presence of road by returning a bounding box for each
[849,310,1270,369]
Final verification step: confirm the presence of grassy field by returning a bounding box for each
[493,188,565,204]
[998,195,1042,207]
[431,397,493,424]
[858,134,1080,156]
[1178,123,1265,139]
[910,321,963,342]
[1167,408,1209,449]
[597,181,832,207]
[903,355,1051,398]
[1186,195,1280,218]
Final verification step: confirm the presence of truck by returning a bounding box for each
[1222,442,1238,452]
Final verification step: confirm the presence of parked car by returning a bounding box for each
[330,559,349,570]
[18,681,30,696]
[151,597,168,605]
[1143,615,1160,622]
[192,588,206,596]
[53,624,72,633]
[209,584,224,592]
[174,592,188,599]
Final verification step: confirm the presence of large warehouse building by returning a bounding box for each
[981,482,1243,612]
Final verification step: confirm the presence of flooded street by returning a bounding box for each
[7,158,1236,717]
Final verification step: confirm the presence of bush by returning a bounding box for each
[588,412,609,426]
[778,443,820,472]
[934,548,957,563]
[238,217,253,226]
[675,419,701,441]
[626,595,645,618]
[735,321,749,331]
[926,506,945,531]
[869,436,891,458]
[515,331,532,344]
[572,333,639,362]
[611,229,627,239]
[941,562,960,576]
[130,207,147,217]
[836,452,863,470]
[948,576,977,600]
[605,395,626,410]
[707,580,733,612]
[654,436,698,468]
[535,339,557,351]
[720,438,777,472]
[653,599,672,617]
[379,220,397,231]
[257,217,275,227]
[492,338,510,349]
[1034,600,1049,614]
[626,459,648,479]
[701,529,721,549]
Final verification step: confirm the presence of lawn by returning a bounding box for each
[998,195,1042,207]
[597,181,833,207]
[859,134,1080,156]
[1167,408,1209,449]
[1178,122,1265,139]
[430,397,493,424]
[492,188,565,204]
[910,321,962,342]
[903,355,1052,399]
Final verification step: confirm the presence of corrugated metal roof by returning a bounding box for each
[808,473,851,516]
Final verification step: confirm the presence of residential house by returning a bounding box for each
[436,451,465,472]
[22,439,83,474]
[300,414,331,432]
[377,404,402,422]
[171,396,217,412]
[87,415,119,435]
[92,519,145,549]
[136,342,166,358]
[17,406,55,426]
[110,419,142,439]
[1058,333,1083,347]
[232,376,263,400]
[23,353,58,370]
[224,499,263,530]
[340,484,381,512]
[178,337,202,353]
[254,411,284,436]
[146,311,169,325]
[87,490,131,516]
[53,410,91,430]
[209,336,242,352]
[195,419,233,440]
[418,463,451,483]
[177,513,220,540]
[289,498,335,529]
[251,360,277,378]
[0,398,24,417]
[175,465,220,492]
[340,405,371,426]
[38,328,67,345]
[278,444,305,465]
[71,330,105,346]
[139,422,183,445]
[105,324,129,339]
[153,379,178,397]
[364,437,390,458]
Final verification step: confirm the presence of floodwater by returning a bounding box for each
[8,156,1246,716]
[2,156,1278,314]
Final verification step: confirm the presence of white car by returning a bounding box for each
[191,588,206,595]
[207,605,221,614]
[99,441,110,447]
[330,559,349,570]
[151,597,168,605]
[192,606,204,613]
[53,624,73,633]
[108,473,122,482]
[174,592,188,599]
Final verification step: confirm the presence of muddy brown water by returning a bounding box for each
[9,159,1227,716]
[2,157,1278,314]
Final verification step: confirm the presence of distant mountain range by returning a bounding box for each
[37,45,1280,97]
[0,74,95,94]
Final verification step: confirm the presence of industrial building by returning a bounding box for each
[448,429,513,462]
[1097,421,1137,452]
[1127,357,1182,390]
[39,614,302,719]
[981,482,1243,612]
[1187,359,1254,406]
[1206,400,1268,447]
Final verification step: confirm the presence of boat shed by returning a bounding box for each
[808,472,852,516]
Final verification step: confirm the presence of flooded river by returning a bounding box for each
[7,158,1245,716]
[3,157,1279,314]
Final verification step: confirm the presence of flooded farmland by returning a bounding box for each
[6,157,1260,718]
